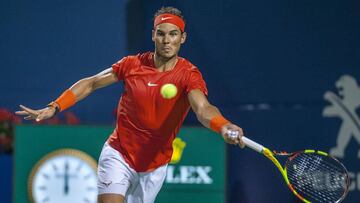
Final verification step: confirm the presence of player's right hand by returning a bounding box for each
[15,105,57,122]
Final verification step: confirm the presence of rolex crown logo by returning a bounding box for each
[170,137,186,164]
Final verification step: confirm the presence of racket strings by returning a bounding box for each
[288,155,345,202]
[287,154,346,202]
[287,162,342,202]
[286,153,348,203]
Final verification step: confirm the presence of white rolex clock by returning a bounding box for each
[28,149,98,203]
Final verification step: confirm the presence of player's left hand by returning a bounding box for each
[220,123,245,148]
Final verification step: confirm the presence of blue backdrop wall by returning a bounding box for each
[0,0,127,124]
[1,0,360,202]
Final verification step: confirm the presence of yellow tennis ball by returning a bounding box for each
[160,83,178,99]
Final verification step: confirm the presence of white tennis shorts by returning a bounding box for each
[97,142,167,203]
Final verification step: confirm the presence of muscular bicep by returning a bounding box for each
[188,89,210,114]
[188,89,221,127]
[92,68,118,90]
[69,68,118,101]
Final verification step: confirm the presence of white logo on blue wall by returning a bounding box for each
[322,75,360,158]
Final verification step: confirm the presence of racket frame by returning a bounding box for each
[241,136,350,203]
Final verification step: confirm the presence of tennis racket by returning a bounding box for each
[228,131,350,203]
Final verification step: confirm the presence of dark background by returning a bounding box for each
[1,0,359,202]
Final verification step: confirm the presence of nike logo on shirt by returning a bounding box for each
[147,82,158,87]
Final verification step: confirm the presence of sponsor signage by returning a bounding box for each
[323,75,360,195]
[14,126,225,203]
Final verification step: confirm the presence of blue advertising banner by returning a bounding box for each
[228,74,360,202]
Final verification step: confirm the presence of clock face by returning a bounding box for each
[28,149,98,203]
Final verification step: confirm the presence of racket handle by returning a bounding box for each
[226,130,264,153]
[242,136,264,153]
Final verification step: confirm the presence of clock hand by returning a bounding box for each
[64,161,69,195]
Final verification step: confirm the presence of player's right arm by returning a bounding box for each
[15,68,118,121]
[70,68,118,101]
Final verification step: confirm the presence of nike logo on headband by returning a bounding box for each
[161,17,172,21]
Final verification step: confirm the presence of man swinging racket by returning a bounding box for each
[16,6,245,203]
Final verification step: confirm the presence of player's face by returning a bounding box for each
[152,23,186,59]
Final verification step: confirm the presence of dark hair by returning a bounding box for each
[154,6,185,22]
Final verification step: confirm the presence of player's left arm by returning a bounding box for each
[188,89,245,147]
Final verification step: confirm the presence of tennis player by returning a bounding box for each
[16,6,245,203]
